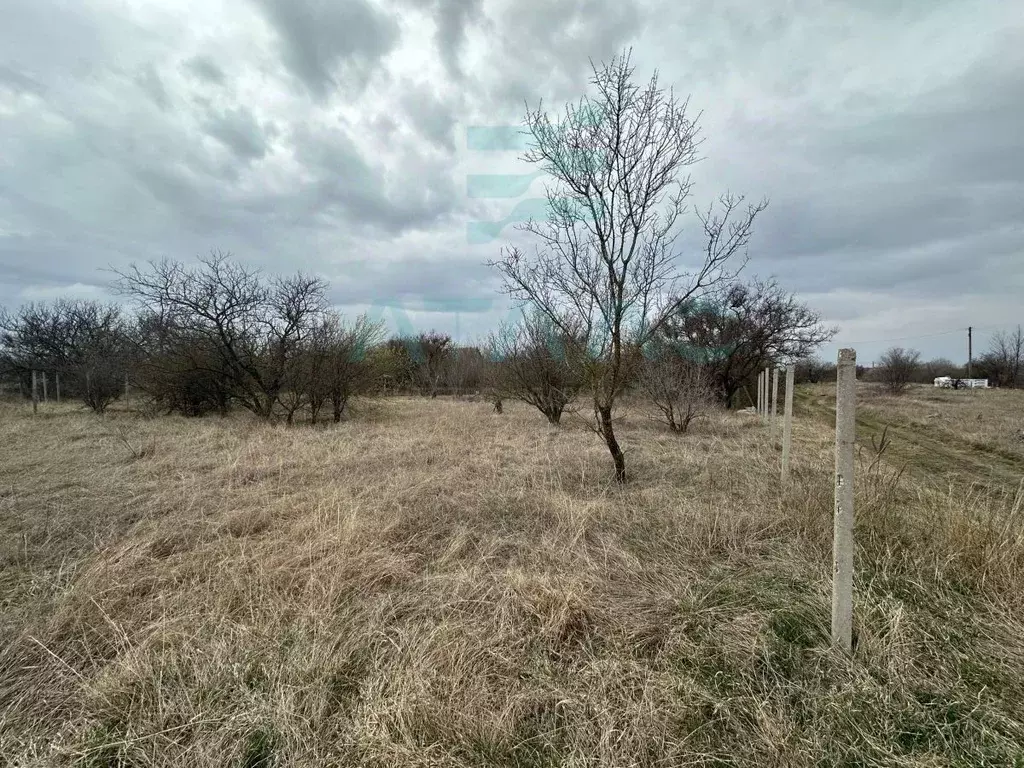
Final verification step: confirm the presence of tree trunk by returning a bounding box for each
[597,405,626,483]
[724,387,737,409]
[260,395,276,421]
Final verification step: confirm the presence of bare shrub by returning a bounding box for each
[878,346,921,395]
[660,279,836,407]
[639,342,715,432]
[0,299,132,413]
[981,326,1023,388]
[488,311,584,425]
[114,252,328,420]
[111,423,156,461]
[304,314,385,423]
[413,331,454,398]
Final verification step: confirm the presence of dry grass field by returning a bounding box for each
[2,386,1024,766]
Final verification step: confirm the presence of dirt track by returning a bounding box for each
[796,385,1024,495]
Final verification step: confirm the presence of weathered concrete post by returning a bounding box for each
[31,370,38,416]
[832,348,857,653]
[764,367,771,423]
[759,370,764,419]
[55,372,61,404]
[42,372,48,403]
[124,372,130,409]
[760,369,767,421]
[781,364,795,481]
[771,367,780,437]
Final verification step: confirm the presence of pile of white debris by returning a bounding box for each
[933,376,989,389]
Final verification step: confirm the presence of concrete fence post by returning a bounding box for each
[31,370,38,416]
[760,369,767,421]
[55,372,61,404]
[832,348,857,653]
[771,367,780,438]
[758,370,764,420]
[124,372,130,409]
[781,365,795,481]
[42,372,48,403]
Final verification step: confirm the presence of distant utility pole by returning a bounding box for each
[967,326,973,379]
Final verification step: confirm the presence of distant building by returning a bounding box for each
[933,376,989,389]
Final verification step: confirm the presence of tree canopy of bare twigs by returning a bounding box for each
[981,326,1023,388]
[639,339,715,433]
[878,347,921,395]
[113,252,328,420]
[302,313,385,423]
[491,50,766,481]
[0,299,132,412]
[488,310,585,425]
[794,356,835,384]
[660,278,836,407]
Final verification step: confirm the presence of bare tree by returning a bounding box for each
[0,299,132,413]
[447,346,488,397]
[660,278,836,407]
[795,356,835,384]
[921,357,962,383]
[984,327,1023,388]
[307,313,385,423]
[380,337,418,393]
[639,339,715,432]
[113,252,327,420]
[878,347,921,395]
[491,51,766,481]
[411,331,453,398]
[488,311,585,425]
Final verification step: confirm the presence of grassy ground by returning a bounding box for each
[800,383,1024,491]
[1,389,1023,766]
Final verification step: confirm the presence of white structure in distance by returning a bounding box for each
[934,376,989,389]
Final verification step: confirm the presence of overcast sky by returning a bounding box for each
[1,0,1021,364]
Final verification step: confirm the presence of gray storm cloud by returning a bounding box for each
[0,0,1020,362]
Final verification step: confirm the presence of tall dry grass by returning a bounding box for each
[857,384,1024,461]
[1,393,1023,766]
